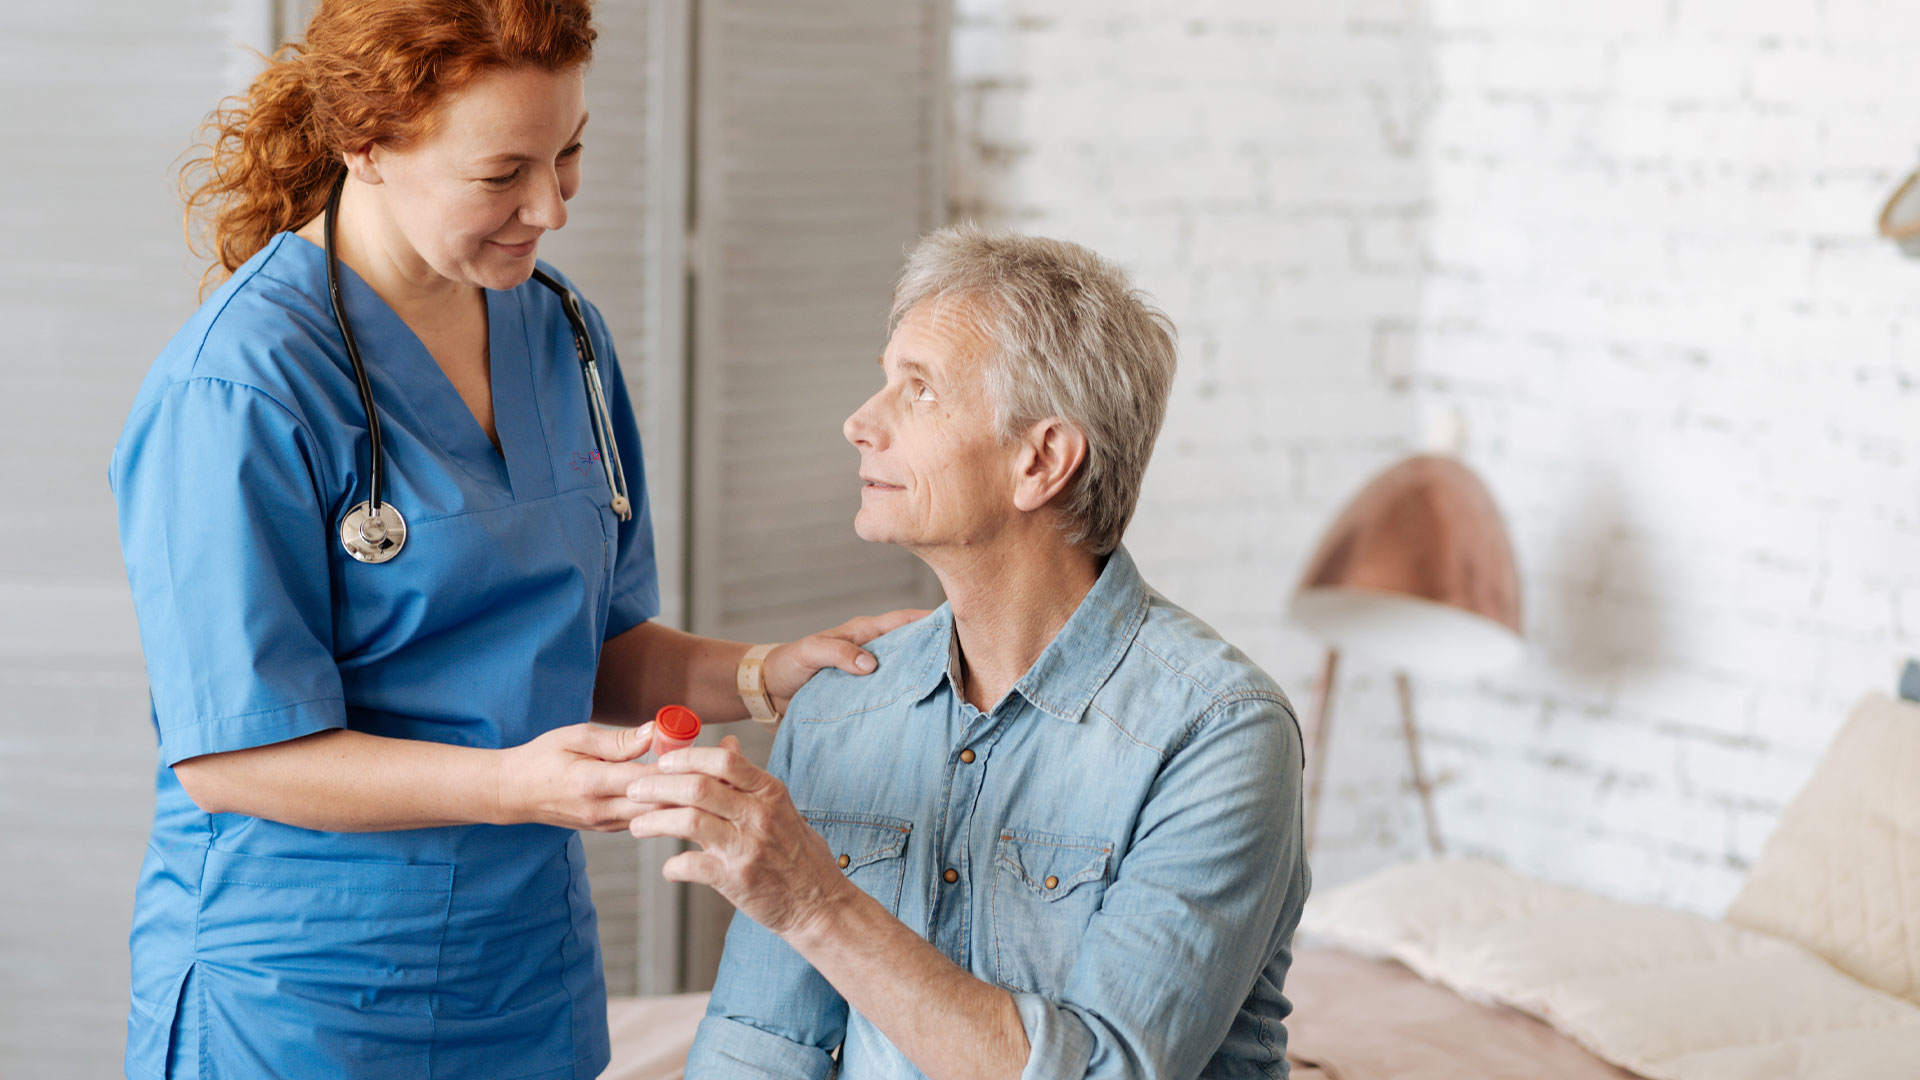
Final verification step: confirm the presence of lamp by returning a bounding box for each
[1289,454,1522,856]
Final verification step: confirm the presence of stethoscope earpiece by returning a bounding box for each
[321,173,632,567]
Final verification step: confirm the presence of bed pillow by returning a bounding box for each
[1725,691,1920,1008]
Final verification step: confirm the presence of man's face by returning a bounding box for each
[843,298,1019,552]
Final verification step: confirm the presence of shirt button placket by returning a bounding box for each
[932,703,999,961]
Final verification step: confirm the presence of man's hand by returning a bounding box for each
[626,735,851,937]
[763,608,931,711]
[496,722,660,831]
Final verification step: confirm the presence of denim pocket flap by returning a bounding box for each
[804,812,911,873]
[996,830,1111,900]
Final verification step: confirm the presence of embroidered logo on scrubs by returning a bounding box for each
[567,449,603,475]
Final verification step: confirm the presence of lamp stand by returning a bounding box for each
[1300,649,1445,858]
[1395,671,1445,856]
[1301,649,1339,855]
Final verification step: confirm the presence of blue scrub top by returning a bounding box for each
[108,233,660,1080]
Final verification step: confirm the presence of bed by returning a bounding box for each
[1289,689,1920,1080]
[604,689,1920,1079]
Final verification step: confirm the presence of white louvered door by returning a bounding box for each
[682,0,949,987]
[535,0,686,1000]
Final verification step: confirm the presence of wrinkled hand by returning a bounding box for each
[497,722,661,831]
[763,608,932,710]
[627,735,849,938]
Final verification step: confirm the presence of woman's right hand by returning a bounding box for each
[496,722,659,831]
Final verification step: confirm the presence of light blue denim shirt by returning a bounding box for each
[686,546,1310,1079]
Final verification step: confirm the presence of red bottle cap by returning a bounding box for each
[654,705,702,742]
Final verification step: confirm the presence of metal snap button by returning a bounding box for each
[837,854,851,869]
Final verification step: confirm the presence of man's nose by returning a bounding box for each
[844,392,885,449]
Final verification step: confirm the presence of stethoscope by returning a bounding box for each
[323,173,632,564]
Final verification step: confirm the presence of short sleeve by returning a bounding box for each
[579,296,660,639]
[109,377,347,766]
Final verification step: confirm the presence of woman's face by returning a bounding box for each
[361,64,588,291]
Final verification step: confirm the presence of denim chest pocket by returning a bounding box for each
[802,811,912,915]
[991,829,1114,994]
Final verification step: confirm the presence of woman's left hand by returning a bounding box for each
[763,608,930,711]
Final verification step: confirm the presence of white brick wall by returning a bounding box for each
[952,0,1920,913]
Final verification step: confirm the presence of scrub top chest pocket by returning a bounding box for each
[991,828,1113,994]
[803,812,912,916]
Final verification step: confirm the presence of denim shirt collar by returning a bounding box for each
[907,544,1151,723]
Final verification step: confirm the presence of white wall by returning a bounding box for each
[953,0,1920,913]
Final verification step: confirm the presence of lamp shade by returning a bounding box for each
[1290,455,1522,675]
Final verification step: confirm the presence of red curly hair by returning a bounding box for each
[181,0,596,294]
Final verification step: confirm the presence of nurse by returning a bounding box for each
[107,1,914,1077]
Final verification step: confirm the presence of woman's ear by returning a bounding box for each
[343,145,383,186]
[1011,417,1088,514]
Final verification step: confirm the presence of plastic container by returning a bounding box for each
[648,705,702,761]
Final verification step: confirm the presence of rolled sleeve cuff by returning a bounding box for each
[1013,991,1095,1080]
[687,1014,835,1080]
[158,696,348,768]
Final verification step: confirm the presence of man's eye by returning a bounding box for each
[560,142,583,159]
[913,383,936,402]
[483,169,520,187]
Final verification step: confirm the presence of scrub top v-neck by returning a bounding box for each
[108,232,659,1080]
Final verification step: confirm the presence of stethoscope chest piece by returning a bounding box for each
[339,500,408,563]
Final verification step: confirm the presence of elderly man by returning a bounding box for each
[629,226,1310,1079]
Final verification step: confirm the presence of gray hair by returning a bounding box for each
[889,224,1178,556]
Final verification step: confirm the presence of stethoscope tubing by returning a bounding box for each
[323,175,389,520]
[536,268,632,521]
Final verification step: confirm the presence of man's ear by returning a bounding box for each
[343,145,383,186]
[1011,417,1088,514]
